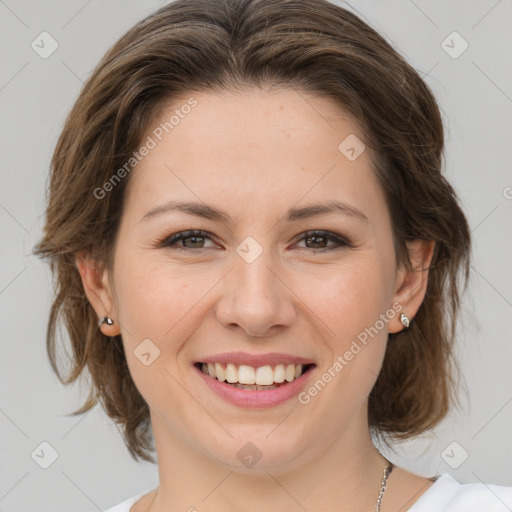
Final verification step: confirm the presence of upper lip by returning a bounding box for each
[195,352,316,367]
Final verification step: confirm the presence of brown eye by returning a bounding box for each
[295,231,351,251]
[161,230,216,250]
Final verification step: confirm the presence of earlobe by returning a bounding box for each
[75,252,121,336]
[389,239,435,334]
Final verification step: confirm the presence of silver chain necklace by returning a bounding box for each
[375,461,394,512]
[140,460,395,512]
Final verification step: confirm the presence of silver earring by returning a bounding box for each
[400,313,410,329]
[98,316,114,328]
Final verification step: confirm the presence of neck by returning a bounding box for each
[147,408,390,512]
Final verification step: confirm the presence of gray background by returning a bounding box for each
[1,0,511,510]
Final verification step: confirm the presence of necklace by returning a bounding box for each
[375,460,394,512]
[139,461,395,512]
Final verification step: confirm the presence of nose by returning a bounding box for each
[215,247,297,338]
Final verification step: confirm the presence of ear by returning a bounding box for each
[388,239,435,334]
[75,251,121,337]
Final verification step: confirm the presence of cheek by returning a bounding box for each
[295,259,394,423]
[301,257,394,347]
[109,238,185,352]
[115,259,194,341]
[111,252,229,399]
[111,254,193,407]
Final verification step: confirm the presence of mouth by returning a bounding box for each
[193,361,316,390]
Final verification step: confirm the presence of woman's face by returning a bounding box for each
[97,87,425,472]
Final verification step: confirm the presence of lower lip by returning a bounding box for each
[194,365,315,408]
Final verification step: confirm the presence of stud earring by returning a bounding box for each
[98,316,114,328]
[400,313,410,329]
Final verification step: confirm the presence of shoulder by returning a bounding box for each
[104,488,155,512]
[408,473,512,512]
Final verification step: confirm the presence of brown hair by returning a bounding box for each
[33,0,471,463]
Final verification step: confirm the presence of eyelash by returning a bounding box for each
[159,229,352,252]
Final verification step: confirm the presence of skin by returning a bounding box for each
[77,87,436,512]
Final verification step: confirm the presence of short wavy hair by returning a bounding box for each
[33,0,471,463]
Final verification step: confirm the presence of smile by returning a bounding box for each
[193,360,316,408]
[195,362,315,389]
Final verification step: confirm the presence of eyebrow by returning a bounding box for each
[140,199,369,224]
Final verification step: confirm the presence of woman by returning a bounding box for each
[33,0,512,510]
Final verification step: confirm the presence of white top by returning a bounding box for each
[103,473,512,512]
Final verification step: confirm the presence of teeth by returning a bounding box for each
[215,363,226,382]
[274,364,285,383]
[207,363,217,379]
[200,362,307,385]
[226,363,238,383]
[255,365,274,385]
[233,383,278,390]
[238,365,256,384]
[285,364,296,382]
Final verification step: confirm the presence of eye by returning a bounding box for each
[159,229,351,252]
[160,230,217,250]
[293,230,351,251]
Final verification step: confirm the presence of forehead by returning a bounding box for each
[156,86,361,148]
[122,87,387,226]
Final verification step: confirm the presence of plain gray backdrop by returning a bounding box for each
[1,0,511,510]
